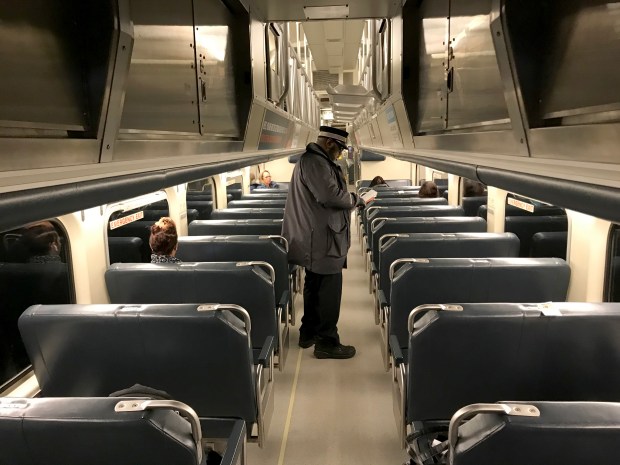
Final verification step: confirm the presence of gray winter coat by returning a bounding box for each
[282,143,358,274]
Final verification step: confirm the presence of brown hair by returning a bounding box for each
[21,221,60,256]
[419,181,438,198]
[149,217,178,256]
[369,176,386,188]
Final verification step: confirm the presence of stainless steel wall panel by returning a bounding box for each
[415,0,449,133]
[120,0,199,134]
[194,0,248,140]
[0,1,113,135]
[446,0,509,129]
[540,2,620,120]
[412,130,522,156]
[0,140,100,174]
[529,124,620,164]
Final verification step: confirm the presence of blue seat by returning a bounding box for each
[189,219,283,236]
[241,193,288,201]
[176,235,293,367]
[210,208,284,220]
[375,232,520,320]
[108,237,143,263]
[530,231,568,259]
[19,303,273,447]
[461,196,487,216]
[395,302,620,453]
[505,216,568,256]
[104,262,280,371]
[0,396,249,465]
[228,200,286,208]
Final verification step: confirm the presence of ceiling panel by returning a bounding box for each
[325,41,344,56]
[303,19,364,72]
[324,21,344,40]
[250,0,391,21]
[327,55,342,67]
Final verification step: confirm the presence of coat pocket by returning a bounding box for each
[326,214,348,258]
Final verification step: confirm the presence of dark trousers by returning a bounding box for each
[300,269,342,346]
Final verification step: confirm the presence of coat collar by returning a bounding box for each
[306,142,338,167]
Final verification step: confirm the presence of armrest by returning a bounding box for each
[377,289,388,309]
[370,261,378,276]
[277,290,290,313]
[389,335,404,366]
[219,420,246,465]
[199,418,246,465]
[258,335,276,368]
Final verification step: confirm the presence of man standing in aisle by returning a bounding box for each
[282,126,365,359]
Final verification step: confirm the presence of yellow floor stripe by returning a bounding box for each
[277,347,304,465]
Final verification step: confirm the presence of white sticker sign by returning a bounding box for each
[109,211,144,230]
[507,197,535,213]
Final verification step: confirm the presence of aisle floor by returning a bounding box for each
[247,219,407,465]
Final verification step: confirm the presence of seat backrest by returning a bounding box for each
[185,201,214,220]
[104,263,276,355]
[107,221,153,262]
[367,205,465,226]
[362,198,448,231]
[247,188,285,195]
[189,219,284,236]
[241,193,288,200]
[227,188,243,200]
[461,196,487,216]
[108,237,143,264]
[0,397,201,465]
[391,257,570,351]
[210,208,284,220]
[142,209,199,224]
[369,217,487,266]
[229,200,286,208]
[176,236,288,302]
[358,179,412,188]
[530,231,568,259]
[408,302,620,425]
[378,233,520,303]
[505,216,568,256]
[453,401,620,465]
[19,304,257,422]
[477,204,566,220]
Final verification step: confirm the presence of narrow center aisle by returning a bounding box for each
[248,215,407,465]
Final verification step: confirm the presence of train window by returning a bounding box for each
[107,194,169,264]
[0,220,73,385]
[606,226,620,302]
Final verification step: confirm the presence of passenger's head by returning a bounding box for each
[463,179,486,197]
[317,125,348,161]
[369,176,386,188]
[149,217,178,256]
[260,170,272,187]
[21,221,61,256]
[419,181,438,198]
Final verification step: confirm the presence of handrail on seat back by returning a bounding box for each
[449,401,620,465]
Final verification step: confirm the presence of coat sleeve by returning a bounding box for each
[301,156,355,210]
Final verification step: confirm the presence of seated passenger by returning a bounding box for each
[21,221,62,264]
[418,180,438,198]
[256,170,279,189]
[463,179,486,197]
[149,217,181,264]
[369,176,389,188]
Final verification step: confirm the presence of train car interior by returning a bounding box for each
[1,0,620,464]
